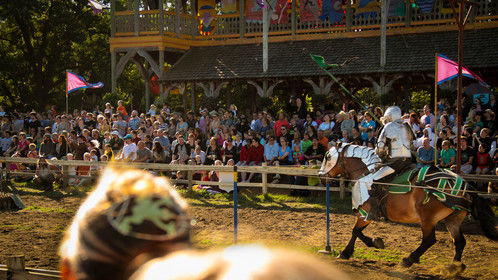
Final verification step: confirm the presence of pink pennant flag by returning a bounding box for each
[437,54,487,86]
[66,70,103,95]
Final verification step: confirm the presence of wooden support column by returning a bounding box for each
[159,0,164,35]
[175,0,182,37]
[159,49,165,96]
[111,0,116,37]
[111,51,117,95]
[191,83,196,111]
[291,0,296,35]
[239,0,245,38]
[405,0,411,27]
[380,0,389,68]
[261,162,268,194]
[128,0,133,10]
[191,0,197,38]
[346,0,352,31]
[339,178,345,200]
[134,0,140,36]
[7,255,25,272]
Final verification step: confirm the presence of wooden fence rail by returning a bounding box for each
[0,255,60,280]
[2,157,497,197]
[0,157,348,198]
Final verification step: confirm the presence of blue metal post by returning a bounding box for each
[325,180,331,251]
[233,166,238,244]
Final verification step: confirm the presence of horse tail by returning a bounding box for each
[470,193,498,241]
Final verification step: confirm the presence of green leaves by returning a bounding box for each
[0,0,114,110]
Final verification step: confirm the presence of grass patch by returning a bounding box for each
[178,189,351,213]
[24,205,74,214]
[0,223,34,231]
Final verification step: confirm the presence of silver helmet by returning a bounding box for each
[381,106,402,124]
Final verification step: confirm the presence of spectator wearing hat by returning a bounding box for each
[109,131,124,152]
[118,134,137,161]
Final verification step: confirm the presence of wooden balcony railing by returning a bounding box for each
[112,0,497,41]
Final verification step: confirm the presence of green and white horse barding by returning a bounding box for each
[319,143,497,273]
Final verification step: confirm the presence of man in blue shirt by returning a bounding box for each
[153,129,170,151]
[128,110,141,131]
[263,135,280,165]
[416,137,435,168]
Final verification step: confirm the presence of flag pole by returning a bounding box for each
[434,53,438,165]
[66,70,69,115]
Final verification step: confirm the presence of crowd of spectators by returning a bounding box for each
[0,93,497,190]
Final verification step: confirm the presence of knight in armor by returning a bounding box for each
[352,106,414,220]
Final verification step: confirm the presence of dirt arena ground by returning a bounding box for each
[1,191,497,279]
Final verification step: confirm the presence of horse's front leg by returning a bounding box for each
[402,222,437,267]
[339,215,384,259]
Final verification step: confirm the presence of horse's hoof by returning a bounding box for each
[443,262,466,277]
[401,257,413,268]
[373,237,385,249]
[337,251,351,260]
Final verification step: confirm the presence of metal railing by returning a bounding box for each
[112,0,497,39]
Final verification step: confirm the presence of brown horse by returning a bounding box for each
[319,144,497,272]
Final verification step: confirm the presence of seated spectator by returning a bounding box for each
[152,141,166,163]
[241,137,264,183]
[59,168,190,280]
[118,134,137,161]
[135,140,152,162]
[304,137,326,163]
[460,137,475,174]
[475,144,492,174]
[263,135,279,165]
[438,140,455,169]
[350,128,362,145]
[276,137,293,166]
[205,137,221,165]
[416,138,435,168]
[172,136,191,164]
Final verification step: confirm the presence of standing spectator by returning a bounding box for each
[113,114,128,137]
[116,100,128,119]
[409,113,421,135]
[104,102,113,114]
[318,114,334,139]
[274,112,290,138]
[439,140,456,169]
[250,113,262,134]
[359,112,375,143]
[147,104,157,116]
[416,137,435,168]
[293,97,308,120]
[420,105,435,130]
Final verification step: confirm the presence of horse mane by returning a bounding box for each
[341,144,382,172]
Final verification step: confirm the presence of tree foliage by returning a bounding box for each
[0,0,113,111]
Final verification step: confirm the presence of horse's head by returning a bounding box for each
[318,144,343,177]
